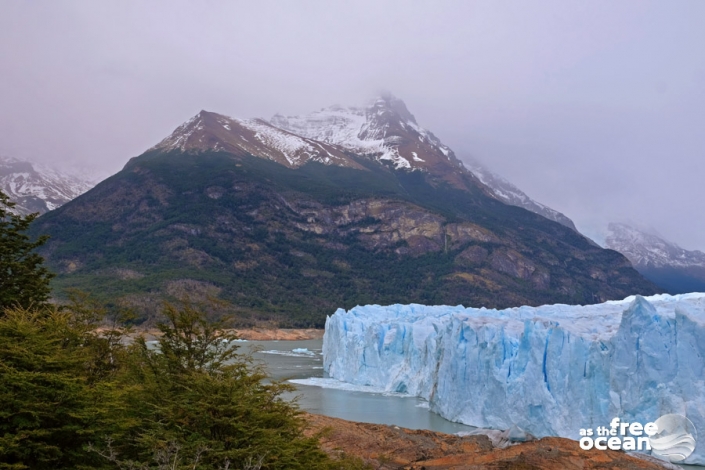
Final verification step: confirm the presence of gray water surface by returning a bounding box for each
[240,338,476,434]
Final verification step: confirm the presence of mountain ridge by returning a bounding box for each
[150,110,364,170]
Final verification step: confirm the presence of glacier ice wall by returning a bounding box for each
[323,293,705,464]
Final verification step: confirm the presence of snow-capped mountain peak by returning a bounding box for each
[0,156,95,215]
[154,97,580,232]
[270,94,466,177]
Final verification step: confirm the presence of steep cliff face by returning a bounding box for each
[34,147,658,326]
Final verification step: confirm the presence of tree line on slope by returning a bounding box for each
[36,152,654,328]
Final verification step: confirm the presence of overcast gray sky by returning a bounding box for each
[1,1,703,250]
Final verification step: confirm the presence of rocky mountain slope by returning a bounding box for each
[0,156,94,215]
[33,97,658,326]
[606,222,705,293]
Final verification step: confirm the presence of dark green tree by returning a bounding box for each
[101,300,339,469]
[0,191,54,311]
[0,307,104,469]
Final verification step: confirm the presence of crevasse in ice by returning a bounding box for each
[323,293,705,464]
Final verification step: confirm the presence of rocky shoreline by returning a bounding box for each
[124,327,324,341]
[303,413,674,470]
[230,328,324,341]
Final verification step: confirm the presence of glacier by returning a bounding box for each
[322,293,705,464]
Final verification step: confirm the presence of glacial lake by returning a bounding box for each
[243,338,705,469]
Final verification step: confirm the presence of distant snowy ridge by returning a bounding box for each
[0,156,95,215]
[605,223,705,293]
[464,157,577,230]
[324,293,705,465]
[606,223,705,269]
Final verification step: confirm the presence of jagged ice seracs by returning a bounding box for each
[322,293,705,464]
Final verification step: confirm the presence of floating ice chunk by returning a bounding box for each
[292,348,316,355]
[289,377,411,396]
[260,348,319,357]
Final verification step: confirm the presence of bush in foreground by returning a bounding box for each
[0,300,366,469]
